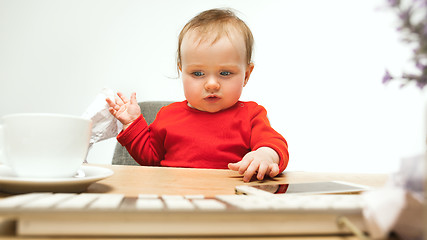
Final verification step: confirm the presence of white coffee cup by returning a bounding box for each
[0,113,92,178]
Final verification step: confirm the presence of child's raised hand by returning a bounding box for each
[228,147,280,182]
[106,92,141,129]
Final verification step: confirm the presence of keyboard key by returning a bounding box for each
[192,199,226,210]
[21,194,76,209]
[89,194,124,209]
[0,193,51,209]
[56,194,101,209]
[184,194,205,199]
[164,199,194,210]
[216,195,271,210]
[135,199,164,210]
[215,194,249,204]
[161,195,185,200]
[138,194,159,199]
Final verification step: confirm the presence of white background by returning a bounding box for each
[0,0,425,173]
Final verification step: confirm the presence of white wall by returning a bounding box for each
[0,0,425,173]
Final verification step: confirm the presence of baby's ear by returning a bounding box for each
[244,63,254,86]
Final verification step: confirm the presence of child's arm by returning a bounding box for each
[109,93,165,166]
[228,147,280,183]
[106,92,141,130]
[228,102,289,182]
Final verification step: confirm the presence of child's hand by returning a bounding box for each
[228,147,280,182]
[106,92,141,130]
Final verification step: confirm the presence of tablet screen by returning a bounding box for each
[250,181,369,194]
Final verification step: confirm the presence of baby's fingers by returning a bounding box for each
[243,160,259,182]
[105,97,116,108]
[237,156,253,175]
[256,162,268,180]
[267,164,280,178]
[130,92,137,105]
[116,92,129,105]
[228,162,240,171]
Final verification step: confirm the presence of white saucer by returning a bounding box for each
[0,165,113,194]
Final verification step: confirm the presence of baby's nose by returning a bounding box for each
[204,77,220,91]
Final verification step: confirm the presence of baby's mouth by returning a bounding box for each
[204,95,221,102]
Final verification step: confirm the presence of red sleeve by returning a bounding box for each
[249,104,289,173]
[116,115,163,166]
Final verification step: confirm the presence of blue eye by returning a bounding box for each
[192,72,204,77]
[220,71,231,76]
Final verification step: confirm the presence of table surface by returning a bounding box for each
[86,164,388,197]
[0,164,390,240]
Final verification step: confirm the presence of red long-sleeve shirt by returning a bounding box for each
[117,101,289,172]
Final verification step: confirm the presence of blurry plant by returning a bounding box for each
[382,0,427,89]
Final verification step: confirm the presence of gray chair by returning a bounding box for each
[112,101,173,165]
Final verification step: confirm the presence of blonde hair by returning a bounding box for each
[177,8,254,69]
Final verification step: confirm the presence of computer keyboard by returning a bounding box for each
[0,192,367,237]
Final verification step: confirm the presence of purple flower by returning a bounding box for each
[382,0,426,90]
[382,70,393,84]
[413,0,427,7]
[388,0,399,7]
[416,62,425,70]
[416,80,426,89]
[399,10,409,21]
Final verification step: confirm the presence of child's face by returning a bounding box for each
[180,31,254,113]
